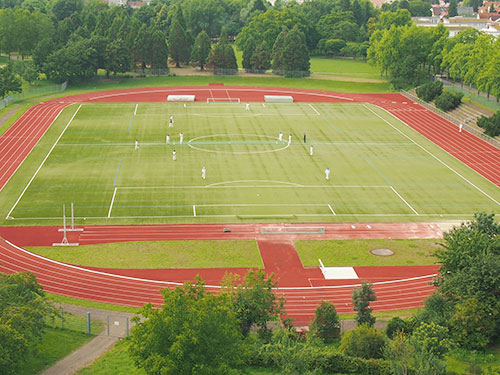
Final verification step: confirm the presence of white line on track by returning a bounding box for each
[390,186,419,215]
[327,204,336,215]
[108,187,117,218]
[2,239,436,291]
[363,103,500,207]
[5,104,81,219]
[134,104,138,115]
[309,104,320,116]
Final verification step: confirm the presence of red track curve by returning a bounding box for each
[0,85,498,325]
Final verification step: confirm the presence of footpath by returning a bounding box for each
[42,304,137,375]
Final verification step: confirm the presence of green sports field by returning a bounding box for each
[1,101,499,225]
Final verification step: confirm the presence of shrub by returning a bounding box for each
[352,282,376,327]
[477,111,500,137]
[416,81,443,102]
[310,301,340,343]
[340,325,388,359]
[435,90,463,112]
[410,322,454,358]
[385,317,415,339]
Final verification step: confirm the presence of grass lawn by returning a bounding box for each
[18,327,94,375]
[1,101,498,226]
[310,57,383,80]
[295,239,440,267]
[28,240,262,268]
[446,347,500,374]
[47,293,141,314]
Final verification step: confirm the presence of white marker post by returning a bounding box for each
[53,204,79,246]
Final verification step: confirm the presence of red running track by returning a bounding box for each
[0,222,440,326]
[0,85,498,325]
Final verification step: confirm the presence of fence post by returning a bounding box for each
[87,312,91,334]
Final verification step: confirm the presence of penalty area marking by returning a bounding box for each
[108,187,117,218]
[308,104,320,116]
[390,186,419,215]
[193,205,196,217]
[6,104,82,220]
[327,204,336,215]
[134,104,138,116]
[363,103,500,207]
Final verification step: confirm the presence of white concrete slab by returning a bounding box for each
[321,267,359,280]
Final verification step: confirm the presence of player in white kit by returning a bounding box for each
[325,168,330,180]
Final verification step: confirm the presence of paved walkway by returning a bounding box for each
[42,304,137,375]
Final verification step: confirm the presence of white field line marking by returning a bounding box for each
[327,204,336,215]
[107,187,117,218]
[3,239,435,291]
[309,104,320,116]
[363,103,500,207]
[119,184,389,189]
[390,186,419,215]
[134,104,138,115]
[193,205,196,217]
[8,213,484,221]
[6,104,82,219]
[0,104,66,193]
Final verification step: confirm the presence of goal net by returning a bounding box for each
[264,95,294,103]
[206,97,241,103]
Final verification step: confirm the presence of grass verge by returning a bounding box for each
[28,240,262,269]
[47,293,141,314]
[18,327,94,375]
[295,239,440,267]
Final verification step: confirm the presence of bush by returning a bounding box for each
[416,81,443,102]
[477,111,500,137]
[310,301,340,343]
[410,322,454,358]
[340,325,388,359]
[435,90,463,112]
[385,317,415,339]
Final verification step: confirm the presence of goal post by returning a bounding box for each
[206,97,241,104]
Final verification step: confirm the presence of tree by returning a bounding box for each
[50,0,83,21]
[242,35,257,71]
[448,0,458,17]
[150,28,168,71]
[128,278,243,375]
[0,64,22,99]
[281,25,310,77]
[104,38,130,77]
[169,19,189,68]
[250,40,271,73]
[222,269,284,337]
[410,322,453,359]
[477,111,500,138]
[271,28,287,75]
[190,30,211,71]
[207,31,237,74]
[339,324,387,359]
[352,281,376,327]
[310,301,340,343]
[0,272,56,375]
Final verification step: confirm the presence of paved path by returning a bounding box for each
[42,304,137,375]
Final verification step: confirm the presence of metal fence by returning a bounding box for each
[45,307,132,338]
[0,81,68,110]
[400,90,500,149]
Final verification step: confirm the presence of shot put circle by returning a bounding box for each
[187,134,289,154]
[370,248,395,256]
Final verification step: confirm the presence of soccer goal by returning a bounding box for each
[167,95,195,102]
[264,95,294,103]
[206,97,241,104]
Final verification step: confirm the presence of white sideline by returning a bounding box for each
[363,103,500,207]
[134,104,138,115]
[390,186,419,215]
[193,205,196,217]
[6,104,82,219]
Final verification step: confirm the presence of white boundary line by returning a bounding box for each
[6,104,82,219]
[390,186,419,215]
[363,103,500,207]
[308,104,320,116]
[134,104,138,115]
[327,204,336,215]
[3,239,436,291]
[193,204,196,217]
[107,187,117,218]
[7,213,487,220]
